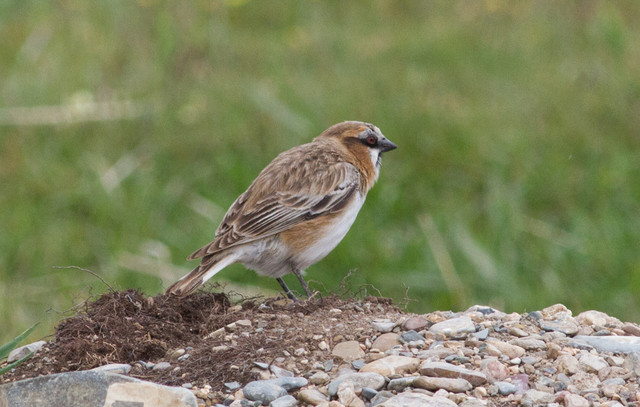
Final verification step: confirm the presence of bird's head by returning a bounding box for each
[317,121,397,183]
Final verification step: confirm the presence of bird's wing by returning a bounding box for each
[189,157,361,260]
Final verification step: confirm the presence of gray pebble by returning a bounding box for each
[473,328,490,341]
[495,381,517,395]
[370,390,395,406]
[361,387,378,400]
[243,381,287,404]
[225,381,241,391]
[270,377,308,391]
[152,361,172,371]
[254,362,269,369]
[387,376,416,391]
[269,394,297,407]
[351,359,366,370]
[399,330,426,345]
[445,355,470,364]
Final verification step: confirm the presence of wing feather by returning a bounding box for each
[189,145,361,259]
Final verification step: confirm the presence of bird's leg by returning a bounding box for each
[276,277,298,301]
[293,269,312,297]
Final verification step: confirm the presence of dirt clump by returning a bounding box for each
[2,288,402,391]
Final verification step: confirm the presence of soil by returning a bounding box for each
[2,288,403,392]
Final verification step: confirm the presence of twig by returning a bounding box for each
[52,265,115,292]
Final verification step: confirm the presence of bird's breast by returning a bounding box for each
[280,192,366,268]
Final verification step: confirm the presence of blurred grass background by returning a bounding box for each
[1,0,639,342]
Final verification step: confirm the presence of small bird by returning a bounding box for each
[166,121,397,300]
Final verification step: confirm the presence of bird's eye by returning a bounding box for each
[365,135,377,146]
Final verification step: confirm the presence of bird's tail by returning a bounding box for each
[165,252,239,296]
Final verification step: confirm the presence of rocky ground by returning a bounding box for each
[3,288,640,406]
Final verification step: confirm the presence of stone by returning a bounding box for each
[429,316,475,337]
[269,377,308,391]
[575,310,610,327]
[561,393,590,407]
[622,322,640,337]
[270,365,295,378]
[297,388,328,405]
[351,360,365,370]
[360,387,378,400]
[328,372,385,396]
[484,340,525,359]
[556,354,579,375]
[473,328,490,341]
[579,353,608,372]
[624,352,640,376]
[359,355,420,376]
[370,390,394,406]
[399,330,426,345]
[538,319,579,336]
[152,361,172,370]
[509,338,546,350]
[520,389,554,406]
[90,363,132,375]
[572,335,640,354]
[509,373,529,394]
[371,333,399,352]
[480,359,509,383]
[372,319,396,333]
[337,381,365,407]
[0,370,196,407]
[540,304,572,319]
[269,395,298,407]
[6,341,46,363]
[309,371,330,385]
[387,377,416,391]
[243,381,288,405]
[378,392,457,407]
[419,361,487,386]
[413,376,473,393]
[332,341,364,362]
[494,381,517,395]
[404,316,429,331]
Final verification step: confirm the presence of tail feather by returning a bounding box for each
[165,253,239,296]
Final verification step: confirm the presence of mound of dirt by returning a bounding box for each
[2,289,403,392]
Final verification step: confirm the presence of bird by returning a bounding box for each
[165,121,397,300]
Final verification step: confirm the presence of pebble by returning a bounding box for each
[387,376,416,391]
[328,372,385,396]
[269,395,297,407]
[429,316,476,337]
[337,381,365,407]
[403,316,428,331]
[360,387,378,400]
[332,340,365,362]
[7,341,47,363]
[472,328,489,341]
[90,363,132,375]
[572,335,640,353]
[413,376,473,393]
[399,330,425,346]
[297,388,328,405]
[371,319,396,333]
[309,371,330,385]
[494,381,517,395]
[371,333,400,352]
[419,361,487,386]
[152,361,172,371]
[509,338,546,350]
[484,339,525,359]
[243,381,288,404]
[359,355,420,376]
[379,392,457,407]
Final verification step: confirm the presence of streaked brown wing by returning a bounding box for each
[189,151,360,260]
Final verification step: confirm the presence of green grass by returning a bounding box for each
[1,1,639,342]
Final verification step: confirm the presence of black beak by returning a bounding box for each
[379,138,398,153]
